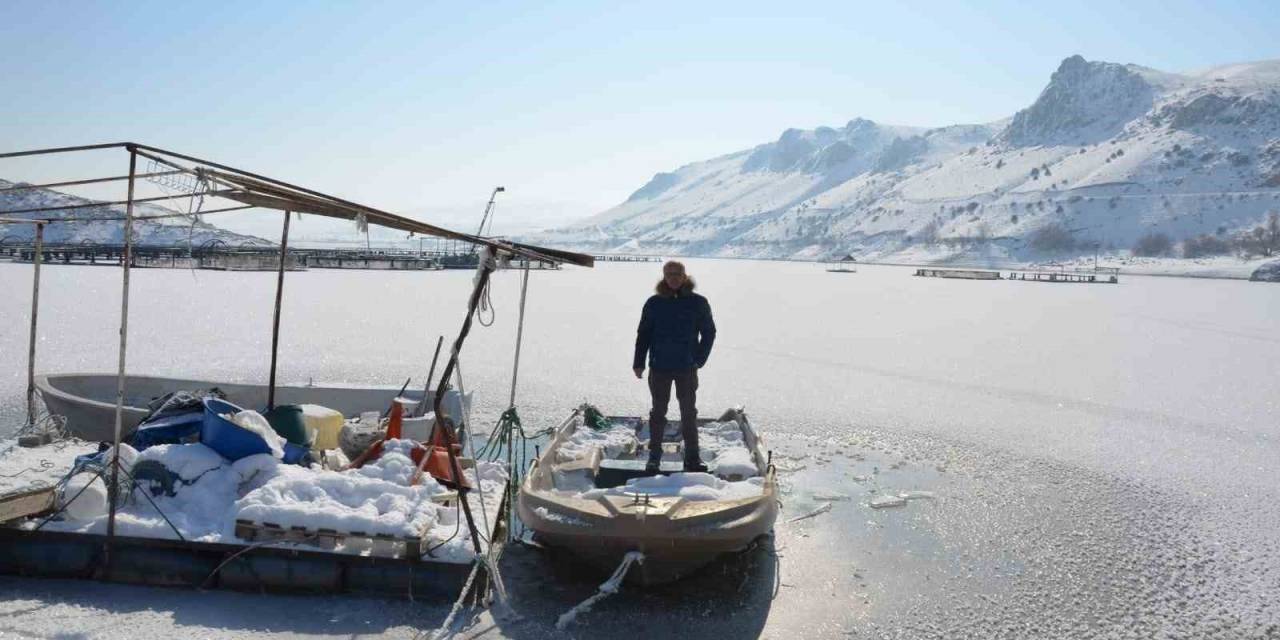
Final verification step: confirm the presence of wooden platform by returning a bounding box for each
[914,268,1002,280]
[1007,270,1118,284]
[234,520,427,559]
[0,486,55,524]
[0,485,506,600]
[232,491,457,559]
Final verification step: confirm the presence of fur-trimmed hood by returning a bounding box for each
[654,277,696,297]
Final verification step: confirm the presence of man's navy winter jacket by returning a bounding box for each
[633,286,716,371]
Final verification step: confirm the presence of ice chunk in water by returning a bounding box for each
[870,495,908,509]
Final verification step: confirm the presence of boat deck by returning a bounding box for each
[0,437,507,600]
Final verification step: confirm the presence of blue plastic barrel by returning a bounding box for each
[201,398,313,466]
[131,411,203,450]
[201,398,273,461]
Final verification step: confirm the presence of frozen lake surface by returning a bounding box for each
[1,259,1277,638]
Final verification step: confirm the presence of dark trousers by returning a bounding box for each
[647,368,699,462]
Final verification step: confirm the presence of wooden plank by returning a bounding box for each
[232,519,431,559]
[0,486,55,523]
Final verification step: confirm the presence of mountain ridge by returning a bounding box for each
[527,55,1280,263]
[0,178,272,247]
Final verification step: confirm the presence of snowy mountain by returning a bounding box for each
[0,179,271,247]
[528,55,1280,262]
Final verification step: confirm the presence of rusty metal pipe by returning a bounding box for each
[267,211,290,410]
[25,223,43,426]
[0,171,184,192]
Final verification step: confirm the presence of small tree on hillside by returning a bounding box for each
[1132,232,1173,257]
[1029,223,1076,253]
[1236,212,1280,257]
[1267,212,1280,255]
[1182,234,1231,258]
[917,220,940,244]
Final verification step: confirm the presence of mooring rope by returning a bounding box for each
[474,248,497,327]
[555,551,645,630]
[453,361,492,544]
[422,557,484,640]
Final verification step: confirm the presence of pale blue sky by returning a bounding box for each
[2,0,1278,230]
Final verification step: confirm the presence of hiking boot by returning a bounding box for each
[683,458,709,473]
[645,456,662,475]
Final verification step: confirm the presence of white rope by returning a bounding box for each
[555,551,645,630]
[453,361,493,545]
[507,262,530,409]
[474,246,498,326]
[425,559,483,640]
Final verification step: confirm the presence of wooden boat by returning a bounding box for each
[517,407,777,585]
[35,373,468,442]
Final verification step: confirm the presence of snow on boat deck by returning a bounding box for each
[551,419,764,500]
[0,437,506,564]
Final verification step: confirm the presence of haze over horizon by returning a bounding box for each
[3,0,1279,235]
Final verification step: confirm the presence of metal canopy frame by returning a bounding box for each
[1,141,592,572]
[0,142,593,267]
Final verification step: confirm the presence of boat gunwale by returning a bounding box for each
[518,407,778,531]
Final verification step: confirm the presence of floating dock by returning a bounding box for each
[913,267,1002,280]
[1007,268,1119,284]
[0,452,508,600]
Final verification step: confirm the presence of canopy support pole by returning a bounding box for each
[507,262,530,410]
[267,210,291,410]
[431,254,497,555]
[106,147,138,559]
[25,222,43,426]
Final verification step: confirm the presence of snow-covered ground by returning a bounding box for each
[0,259,1276,638]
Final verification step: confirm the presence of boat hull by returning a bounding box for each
[519,494,776,585]
[36,373,466,443]
[517,407,778,585]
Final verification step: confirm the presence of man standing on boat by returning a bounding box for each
[634,260,716,474]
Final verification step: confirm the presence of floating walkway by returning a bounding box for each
[913,267,1002,280]
[0,244,565,272]
[1007,268,1119,284]
[591,254,662,263]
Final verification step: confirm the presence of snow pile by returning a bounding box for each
[31,440,507,561]
[581,473,764,502]
[556,424,636,463]
[351,438,419,484]
[695,421,759,478]
[224,410,285,459]
[61,474,108,520]
[550,418,762,495]
[235,467,444,538]
[711,448,758,478]
[136,443,224,482]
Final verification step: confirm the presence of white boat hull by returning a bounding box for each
[517,408,778,585]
